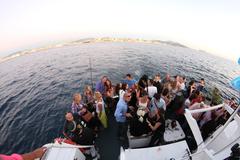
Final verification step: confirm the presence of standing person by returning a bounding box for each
[95,76,108,95]
[71,93,85,116]
[162,73,171,84]
[114,92,132,149]
[95,91,108,128]
[119,83,128,100]
[145,79,158,99]
[123,74,137,89]
[82,85,95,113]
[104,78,114,112]
[153,73,164,94]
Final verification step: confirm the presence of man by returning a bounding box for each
[64,112,94,145]
[162,73,171,84]
[95,76,107,95]
[153,73,163,94]
[145,79,158,98]
[123,74,137,89]
[114,92,132,149]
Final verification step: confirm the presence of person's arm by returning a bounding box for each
[21,148,46,160]
[148,122,161,131]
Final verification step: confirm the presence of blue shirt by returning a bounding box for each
[114,99,128,122]
[95,80,105,94]
[123,79,137,88]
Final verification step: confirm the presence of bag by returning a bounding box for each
[99,111,108,128]
[82,111,93,122]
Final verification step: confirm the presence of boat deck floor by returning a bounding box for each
[96,111,120,160]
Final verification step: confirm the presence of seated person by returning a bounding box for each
[147,109,165,146]
[64,112,94,145]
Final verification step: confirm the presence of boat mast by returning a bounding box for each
[89,57,94,89]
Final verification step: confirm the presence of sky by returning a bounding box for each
[0,0,240,61]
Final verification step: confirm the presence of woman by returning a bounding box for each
[71,93,85,116]
[95,91,108,128]
[104,79,114,112]
[147,109,165,146]
[82,85,95,113]
[119,83,128,100]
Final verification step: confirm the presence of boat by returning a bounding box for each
[120,103,240,160]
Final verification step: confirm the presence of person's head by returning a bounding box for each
[65,112,74,121]
[162,88,169,97]
[84,85,93,95]
[122,83,128,91]
[174,75,180,82]
[154,73,161,81]
[94,91,102,101]
[148,79,154,86]
[166,73,170,80]
[123,92,132,102]
[153,93,161,101]
[105,79,112,87]
[101,76,108,83]
[200,78,205,85]
[189,80,195,87]
[126,74,132,80]
[73,93,81,104]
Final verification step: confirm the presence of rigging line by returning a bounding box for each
[89,57,94,90]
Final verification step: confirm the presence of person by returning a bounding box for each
[0,148,46,160]
[138,75,148,96]
[150,93,166,113]
[197,78,205,92]
[82,85,95,113]
[94,92,108,128]
[145,79,158,98]
[123,74,137,89]
[119,83,128,100]
[153,73,164,94]
[64,112,94,145]
[95,76,108,95]
[114,92,132,149]
[71,93,85,116]
[104,79,114,112]
[162,73,171,84]
[147,109,165,146]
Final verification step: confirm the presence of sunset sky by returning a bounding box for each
[0,0,239,61]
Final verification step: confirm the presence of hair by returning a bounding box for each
[126,74,131,78]
[122,83,128,91]
[105,79,112,90]
[115,83,122,96]
[153,93,161,100]
[189,80,195,86]
[94,91,102,100]
[148,79,154,85]
[84,85,93,95]
[162,88,169,97]
[73,93,81,103]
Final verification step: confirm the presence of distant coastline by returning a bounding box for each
[0,37,189,63]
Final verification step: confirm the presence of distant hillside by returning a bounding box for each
[0,37,188,63]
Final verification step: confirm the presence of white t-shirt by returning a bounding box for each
[145,86,157,98]
[119,89,126,100]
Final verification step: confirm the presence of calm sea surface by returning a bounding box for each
[0,42,239,155]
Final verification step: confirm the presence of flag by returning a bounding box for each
[230,76,240,91]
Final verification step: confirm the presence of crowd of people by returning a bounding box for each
[1,73,238,159]
[63,73,237,151]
